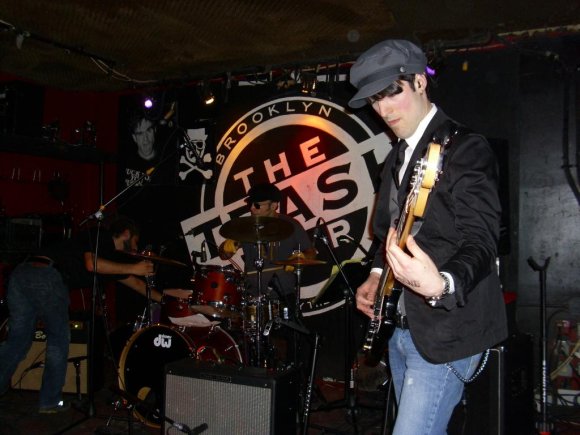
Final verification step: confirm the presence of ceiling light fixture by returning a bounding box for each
[202,81,215,105]
[143,95,155,109]
[300,72,318,96]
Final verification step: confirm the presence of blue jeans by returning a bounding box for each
[389,328,482,435]
[0,263,70,408]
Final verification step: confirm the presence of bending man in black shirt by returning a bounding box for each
[0,216,161,413]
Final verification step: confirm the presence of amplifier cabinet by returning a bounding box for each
[449,333,534,435]
[10,317,103,394]
[164,359,298,435]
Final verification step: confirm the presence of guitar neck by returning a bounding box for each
[376,207,416,299]
[363,141,443,353]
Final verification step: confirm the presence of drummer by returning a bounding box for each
[218,182,316,315]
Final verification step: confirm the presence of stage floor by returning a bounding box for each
[2,370,578,434]
[0,361,389,435]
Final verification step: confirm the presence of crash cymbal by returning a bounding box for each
[219,216,294,243]
[121,250,188,267]
[273,258,326,266]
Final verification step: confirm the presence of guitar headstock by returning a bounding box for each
[409,142,443,218]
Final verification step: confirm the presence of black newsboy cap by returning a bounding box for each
[349,40,427,109]
[247,183,282,202]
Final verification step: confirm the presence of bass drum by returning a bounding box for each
[118,324,242,428]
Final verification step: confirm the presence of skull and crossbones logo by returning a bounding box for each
[179,127,214,181]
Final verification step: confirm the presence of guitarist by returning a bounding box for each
[349,39,508,434]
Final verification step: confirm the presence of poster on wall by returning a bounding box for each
[117,94,180,189]
[116,94,197,282]
[177,119,217,185]
[180,85,392,306]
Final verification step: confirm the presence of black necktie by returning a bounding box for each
[393,140,408,188]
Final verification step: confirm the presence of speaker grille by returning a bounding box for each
[166,375,271,433]
[164,360,298,435]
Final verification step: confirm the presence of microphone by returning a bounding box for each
[192,423,209,434]
[200,240,208,262]
[159,101,176,126]
[337,234,370,257]
[312,217,324,240]
[171,420,193,434]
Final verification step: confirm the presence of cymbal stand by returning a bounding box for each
[141,269,157,328]
[311,226,362,434]
[263,284,320,435]
[253,241,265,366]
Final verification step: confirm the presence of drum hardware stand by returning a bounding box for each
[96,397,135,435]
[252,240,266,366]
[528,256,554,435]
[142,270,157,328]
[292,260,318,370]
[263,309,321,435]
[310,220,365,435]
[68,355,88,403]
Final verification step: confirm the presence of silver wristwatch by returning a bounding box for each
[426,272,451,307]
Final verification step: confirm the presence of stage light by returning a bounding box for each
[300,72,318,96]
[202,81,215,105]
[204,91,215,105]
[143,95,155,109]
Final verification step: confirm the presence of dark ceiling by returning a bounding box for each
[0,1,579,92]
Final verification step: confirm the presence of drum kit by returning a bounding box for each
[114,215,325,428]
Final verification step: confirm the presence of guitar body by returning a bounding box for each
[366,288,401,364]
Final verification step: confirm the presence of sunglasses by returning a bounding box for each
[251,201,272,209]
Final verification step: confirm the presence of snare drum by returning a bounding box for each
[242,297,287,332]
[193,265,242,318]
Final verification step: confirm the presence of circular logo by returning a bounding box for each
[182,96,389,299]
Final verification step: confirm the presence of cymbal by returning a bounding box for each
[273,258,326,267]
[191,305,242,319]
[121,250,188,267]
[219,216,294,243]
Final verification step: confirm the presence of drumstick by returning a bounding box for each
[244,266,283,276]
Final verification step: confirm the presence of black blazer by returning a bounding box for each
[372,109,508,364]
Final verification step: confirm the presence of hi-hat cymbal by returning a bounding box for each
[121,250,188,267]
[219,216,294,243]
[273,258,326,267]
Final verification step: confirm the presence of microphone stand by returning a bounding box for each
[528,256,553,435]
[62,148,179,432]
[311,221,362,434]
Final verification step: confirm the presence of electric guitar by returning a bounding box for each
[363,141,444,354]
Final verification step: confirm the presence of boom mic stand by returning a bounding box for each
[63,147,180,432]
[310,219,363,434]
